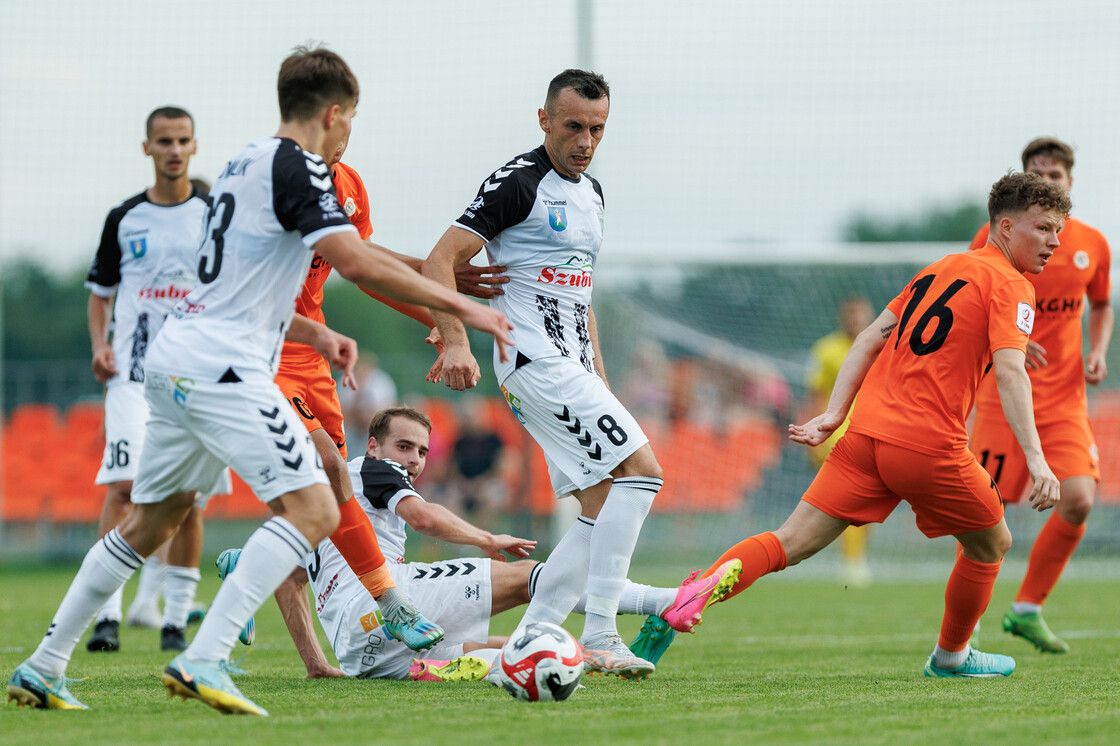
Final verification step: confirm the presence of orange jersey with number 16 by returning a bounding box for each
[848,245,1035,456]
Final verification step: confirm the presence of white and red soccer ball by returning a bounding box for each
[496,622,584,702]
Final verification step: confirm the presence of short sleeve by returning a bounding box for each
[1086,232,1112,303]
[271,140,357,248]
[454,156,539,242]
[988,278,1034,354]
[85,210,124,296]
[968,224,989,251]
[358,458,420,510]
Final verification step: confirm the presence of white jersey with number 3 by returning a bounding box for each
[146,137,357,384]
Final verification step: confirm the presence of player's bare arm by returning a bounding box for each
[1024,339,1048,371]
[370,241,509,300]
[790,307,897,446]
[1085,297,1114,385]
[421,226,491,390]
[992,347,1061,511]
[285,314,358,389]
[394,496,536,562]
[87,293,118,382]
[273,567,346,678]
[316,229,513,367]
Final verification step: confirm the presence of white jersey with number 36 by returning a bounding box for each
[146,137,357,385]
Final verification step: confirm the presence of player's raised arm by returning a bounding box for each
[421,226,492,391]
[992,347,1060,511]
[789,307,897,446]
[313,230,512,365]
[394,495,535,561]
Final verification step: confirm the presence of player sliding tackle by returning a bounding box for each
[7,45,512,716]
[632,172,1066,678]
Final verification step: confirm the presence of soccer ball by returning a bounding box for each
[496,622,584,702]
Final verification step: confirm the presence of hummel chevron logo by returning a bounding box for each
[259,407,280,419]
[587,443,603,461]
[267,420,288,435]
[554,406,573,423]
[303,158,329,176]
[282,455,303,470]
[309,175,332,191]
[413,561,476,580]
[482,179,502,193]
[276,437,296,453]
[577,431,593,447]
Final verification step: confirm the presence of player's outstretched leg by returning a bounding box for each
[1001,609,1068,653]
[162,655,267,716]
[630,558,742,665]
[7,661,88,710]
[409,656,491,682]
[215,549,256,646]
[580,636,655,680]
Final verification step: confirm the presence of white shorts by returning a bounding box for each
[131,373,326,506]
[332,558,493,679]
[500,358,647,497]
[96,382,148,484]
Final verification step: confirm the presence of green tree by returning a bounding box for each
[844,200,987,242]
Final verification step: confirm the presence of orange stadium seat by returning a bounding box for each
[1089,392,1120,505]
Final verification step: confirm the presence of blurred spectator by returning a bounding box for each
[442,397,508,528]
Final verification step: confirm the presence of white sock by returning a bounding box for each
[29,529,143,678]
[512,517,594,637]
[932,644,970,670]
[573,580,677,617]
[184,516,311,664]
[126,556,163,619]
[1011,602,1042,616]
[582,477,660,641]
[161,566,201,629]
[95,586,124,624]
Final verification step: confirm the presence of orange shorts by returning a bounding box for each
[969,410,1099,503]
[275,355,347,458]
[803,432,1004,538]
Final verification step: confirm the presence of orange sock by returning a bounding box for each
[330,498,394,598]
[1016,513,1086,606]
[939,554,1001,652]
[702,532,787,603]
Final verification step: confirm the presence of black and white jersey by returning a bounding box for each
[146,137,357,384]
[301,457,422,623]
[454,144,604,382]
[85,187,207,387]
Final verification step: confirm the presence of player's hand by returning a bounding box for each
[485,534,537,562]
[1085,349,1108,385]
[305,664,348,679]
[1024,340,1047,370]
[435,343,482,390]
[91,346,118,382]
[456,303,514,364]
[1025,457,1061,512]
[788,410,844,447]
[424,327,448,383]
[314,329,359,390]
[454,263,509,299]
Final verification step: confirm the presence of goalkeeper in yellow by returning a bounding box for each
[805,296,874,586]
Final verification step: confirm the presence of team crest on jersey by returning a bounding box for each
[128,237,148,258]
[501,385,527,425]
[1016,302,1035,334]
[1074,250,1090,270]
[548,206,567,231]
[343,196,357,217]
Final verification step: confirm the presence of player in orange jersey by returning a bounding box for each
[967,138,1113,653]
[274,133,509,651]
[662,173,1068,678]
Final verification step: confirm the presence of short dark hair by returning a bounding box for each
[146,106,193,138]
[988,172,1071,224]
[1021,137,1075,174]
[367,407,432,442]
[277,45,359,122]
[545,69,609,113]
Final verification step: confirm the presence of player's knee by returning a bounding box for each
[613,446,663,481]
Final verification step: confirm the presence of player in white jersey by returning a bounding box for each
[217,407,732,682]
[423,70,732,679]
[8,46,512,716]
[83,107,228,654]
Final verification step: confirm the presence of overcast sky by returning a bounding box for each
[2,0,1119,275]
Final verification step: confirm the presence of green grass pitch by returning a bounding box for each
[1,562,1118,745]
